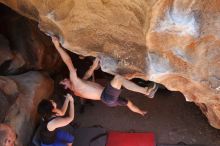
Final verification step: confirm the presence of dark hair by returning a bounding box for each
[37,99,54,121]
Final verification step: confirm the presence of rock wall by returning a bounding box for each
[0,5,63,75]
[147,0,220,129]
[0,0,220,129]
[0,124,16,146]
[2,71,54,146]
[0,5,62,145]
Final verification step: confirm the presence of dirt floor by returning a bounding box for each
[73,80,220,146]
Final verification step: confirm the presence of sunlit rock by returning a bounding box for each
[0,0,220,129]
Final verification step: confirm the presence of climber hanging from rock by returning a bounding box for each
[51,36,158,116]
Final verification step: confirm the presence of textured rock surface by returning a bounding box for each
[147,0,220,129]
[0,124,16,146]
[0,0,220,129]
[0,35,13,69]
[0,76,18,122]
[0,5,63,75]
[1,71,54,146]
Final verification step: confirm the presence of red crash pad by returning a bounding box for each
[106,131,155,146]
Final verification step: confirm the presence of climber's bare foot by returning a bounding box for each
[140,110,148,117]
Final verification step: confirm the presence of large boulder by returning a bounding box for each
[0,0,152,76]
[147,0,220,129]
[0,0,220,129]
[1,71,54,146]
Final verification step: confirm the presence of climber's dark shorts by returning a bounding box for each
[101,83,128,107]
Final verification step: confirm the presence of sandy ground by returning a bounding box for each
[74,86,220,145]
